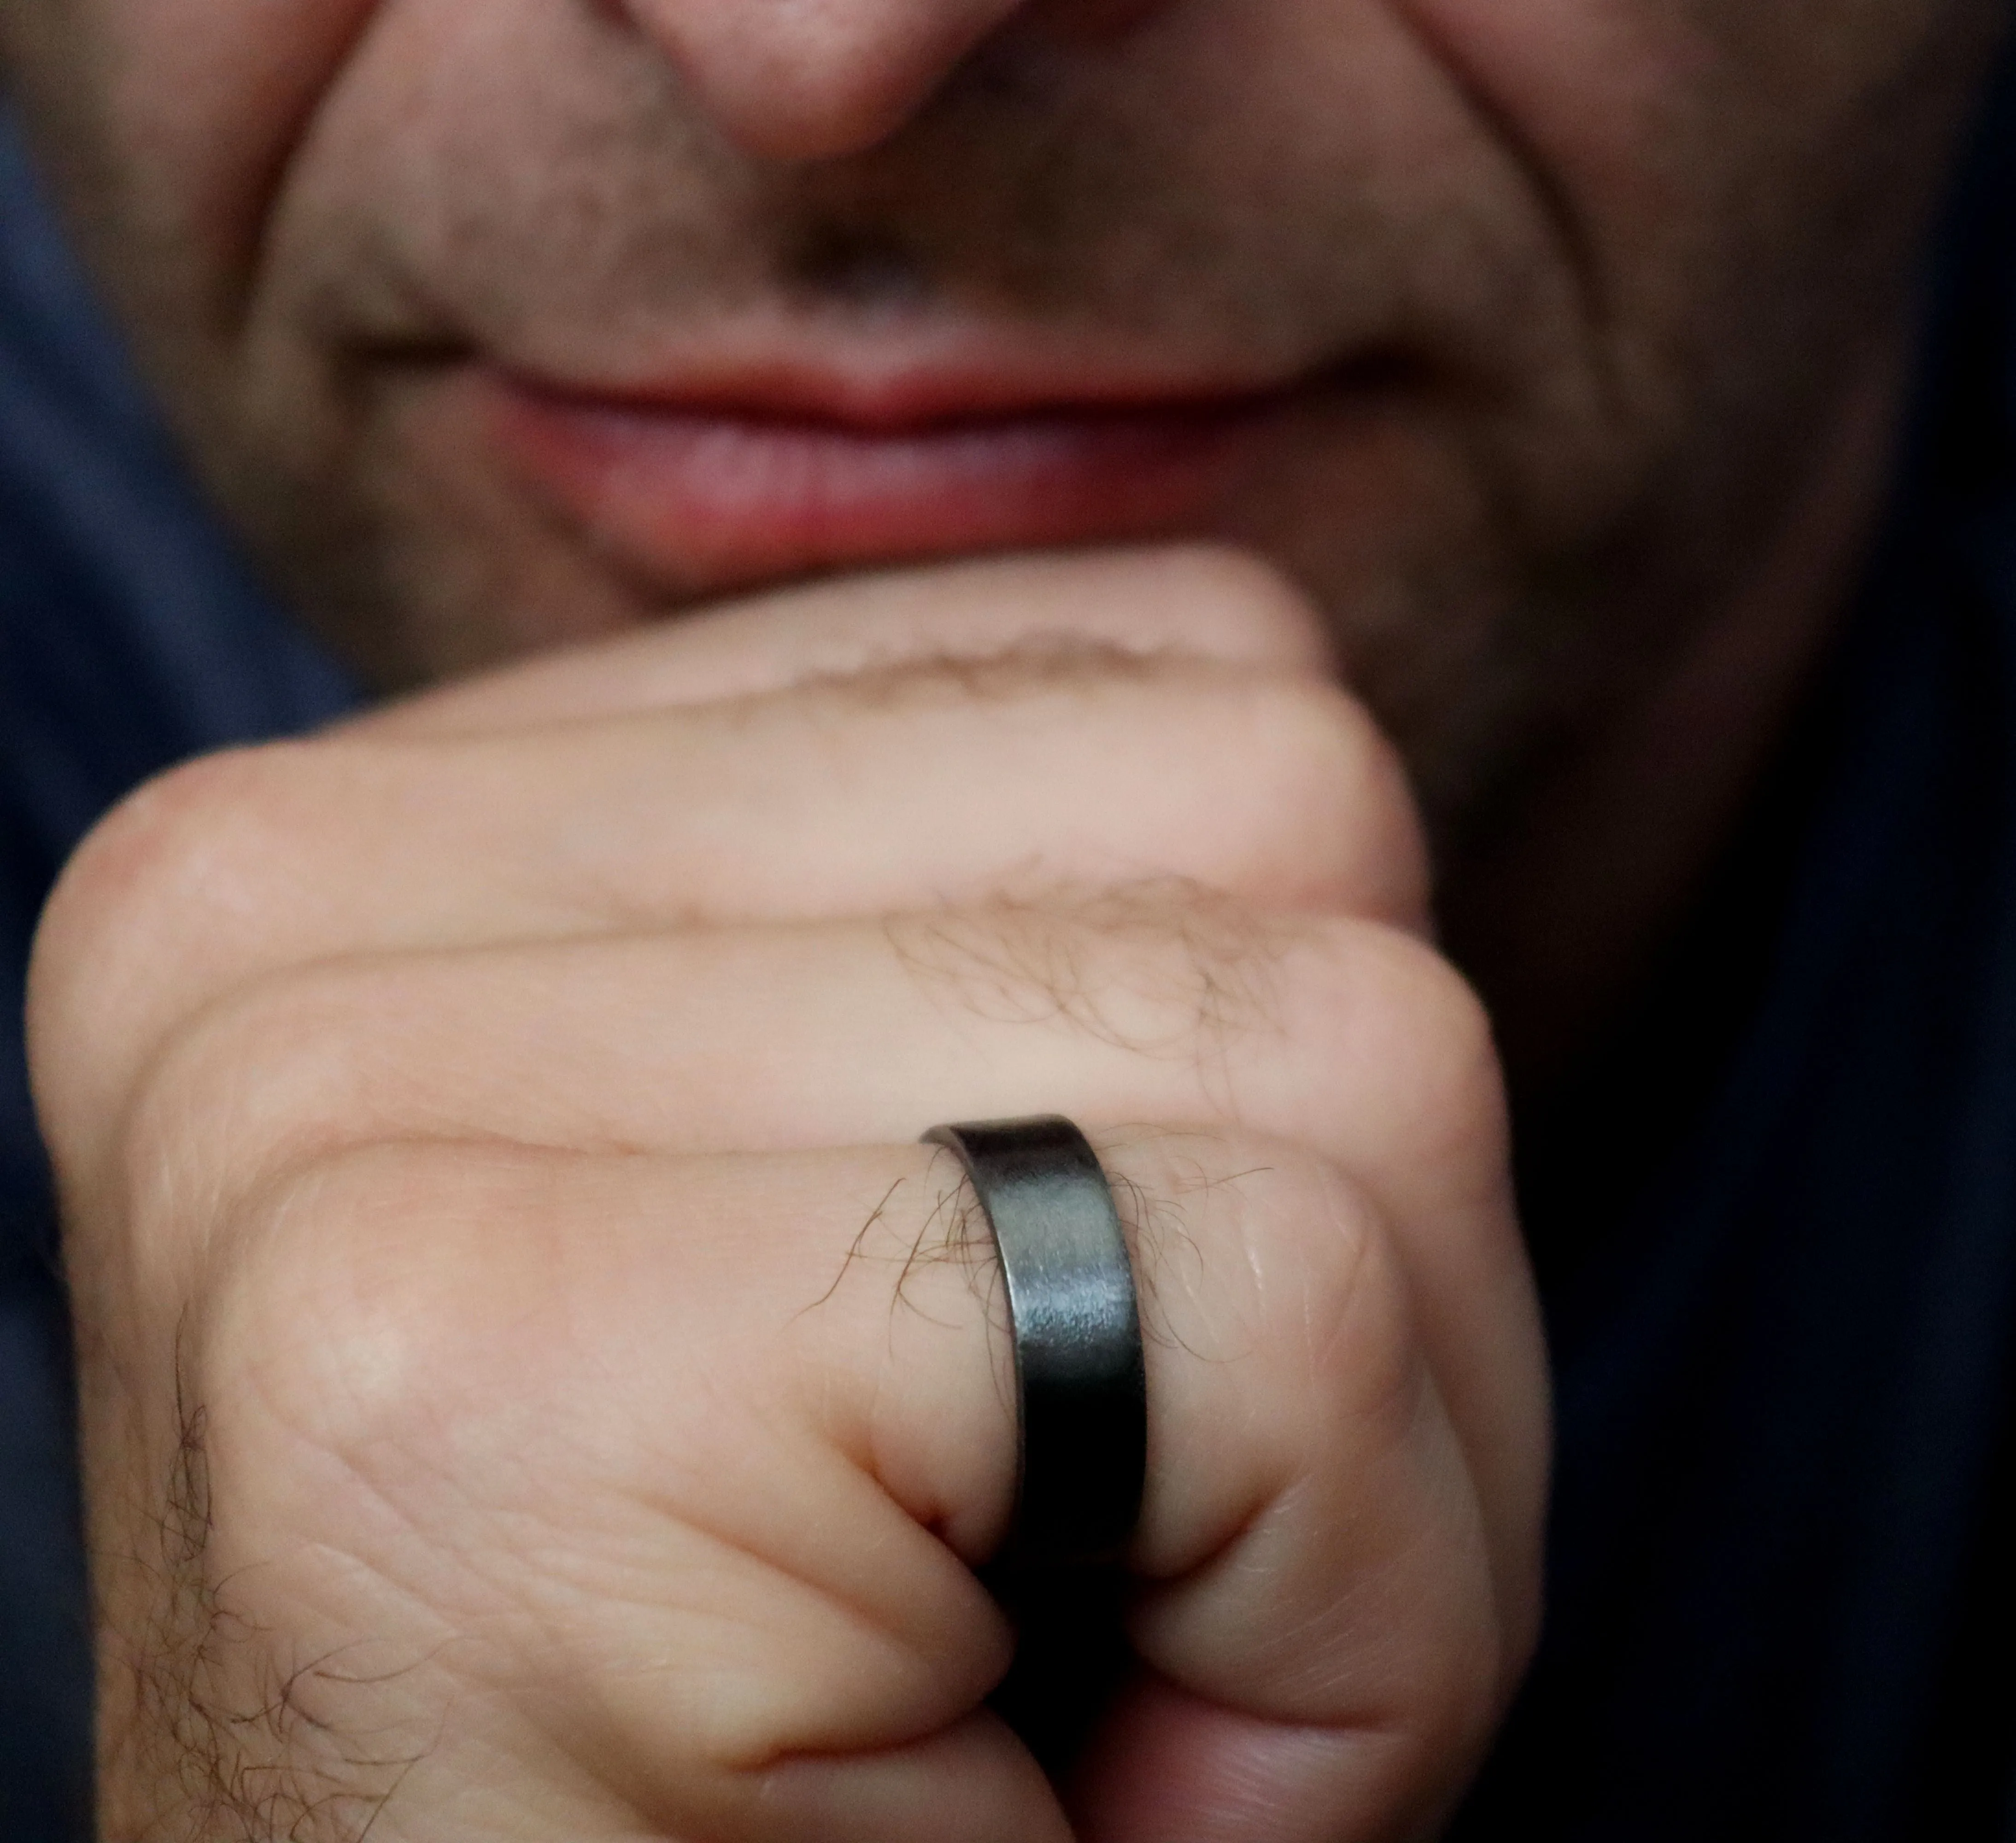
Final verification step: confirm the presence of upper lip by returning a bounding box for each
[487,329,1307,429]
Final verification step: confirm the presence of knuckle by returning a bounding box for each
[1284,919,1508,1173]
[113,958,415,1254]
[1235,1143,1420,1430]
[1145,542,1332,663]
[1302,1168,1418,1413]
[27,742,326,1144]
[1375,927,1502,1114]
[1124,1128,1420,1442]
[1216,676,1429,920]
[200,1142,557,1513]
[38,744,305,975]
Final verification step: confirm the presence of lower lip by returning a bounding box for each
[482,375,1273,590]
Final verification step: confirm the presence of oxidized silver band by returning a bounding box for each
[923,1115,1146,1566]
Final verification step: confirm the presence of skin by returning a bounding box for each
[1,2,1998,795]
[36,556,1547,1841]
[2,0,2009,1837]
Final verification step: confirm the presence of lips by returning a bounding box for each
[480,364,1282,592]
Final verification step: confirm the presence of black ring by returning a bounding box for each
[923,1115,1146,1567]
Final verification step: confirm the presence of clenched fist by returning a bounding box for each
[29,546,1548,1843]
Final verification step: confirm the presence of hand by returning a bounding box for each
[30,544,1548,1843]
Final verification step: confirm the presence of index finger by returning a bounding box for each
[352,545,1335,736]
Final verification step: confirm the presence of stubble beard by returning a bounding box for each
[103,5,1996,854]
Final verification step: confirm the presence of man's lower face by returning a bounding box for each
[0,0,2004,814]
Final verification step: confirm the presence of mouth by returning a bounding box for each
[474,354,1302,593]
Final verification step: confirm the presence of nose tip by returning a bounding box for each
[617,0,1037,161]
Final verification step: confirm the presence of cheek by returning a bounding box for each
[1396,0,2000,243]
[2,0,381,331]
[1380,0,1981,421]
[1389,0,1717,239]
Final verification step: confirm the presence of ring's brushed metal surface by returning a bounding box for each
[924,1115,1146,1566]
